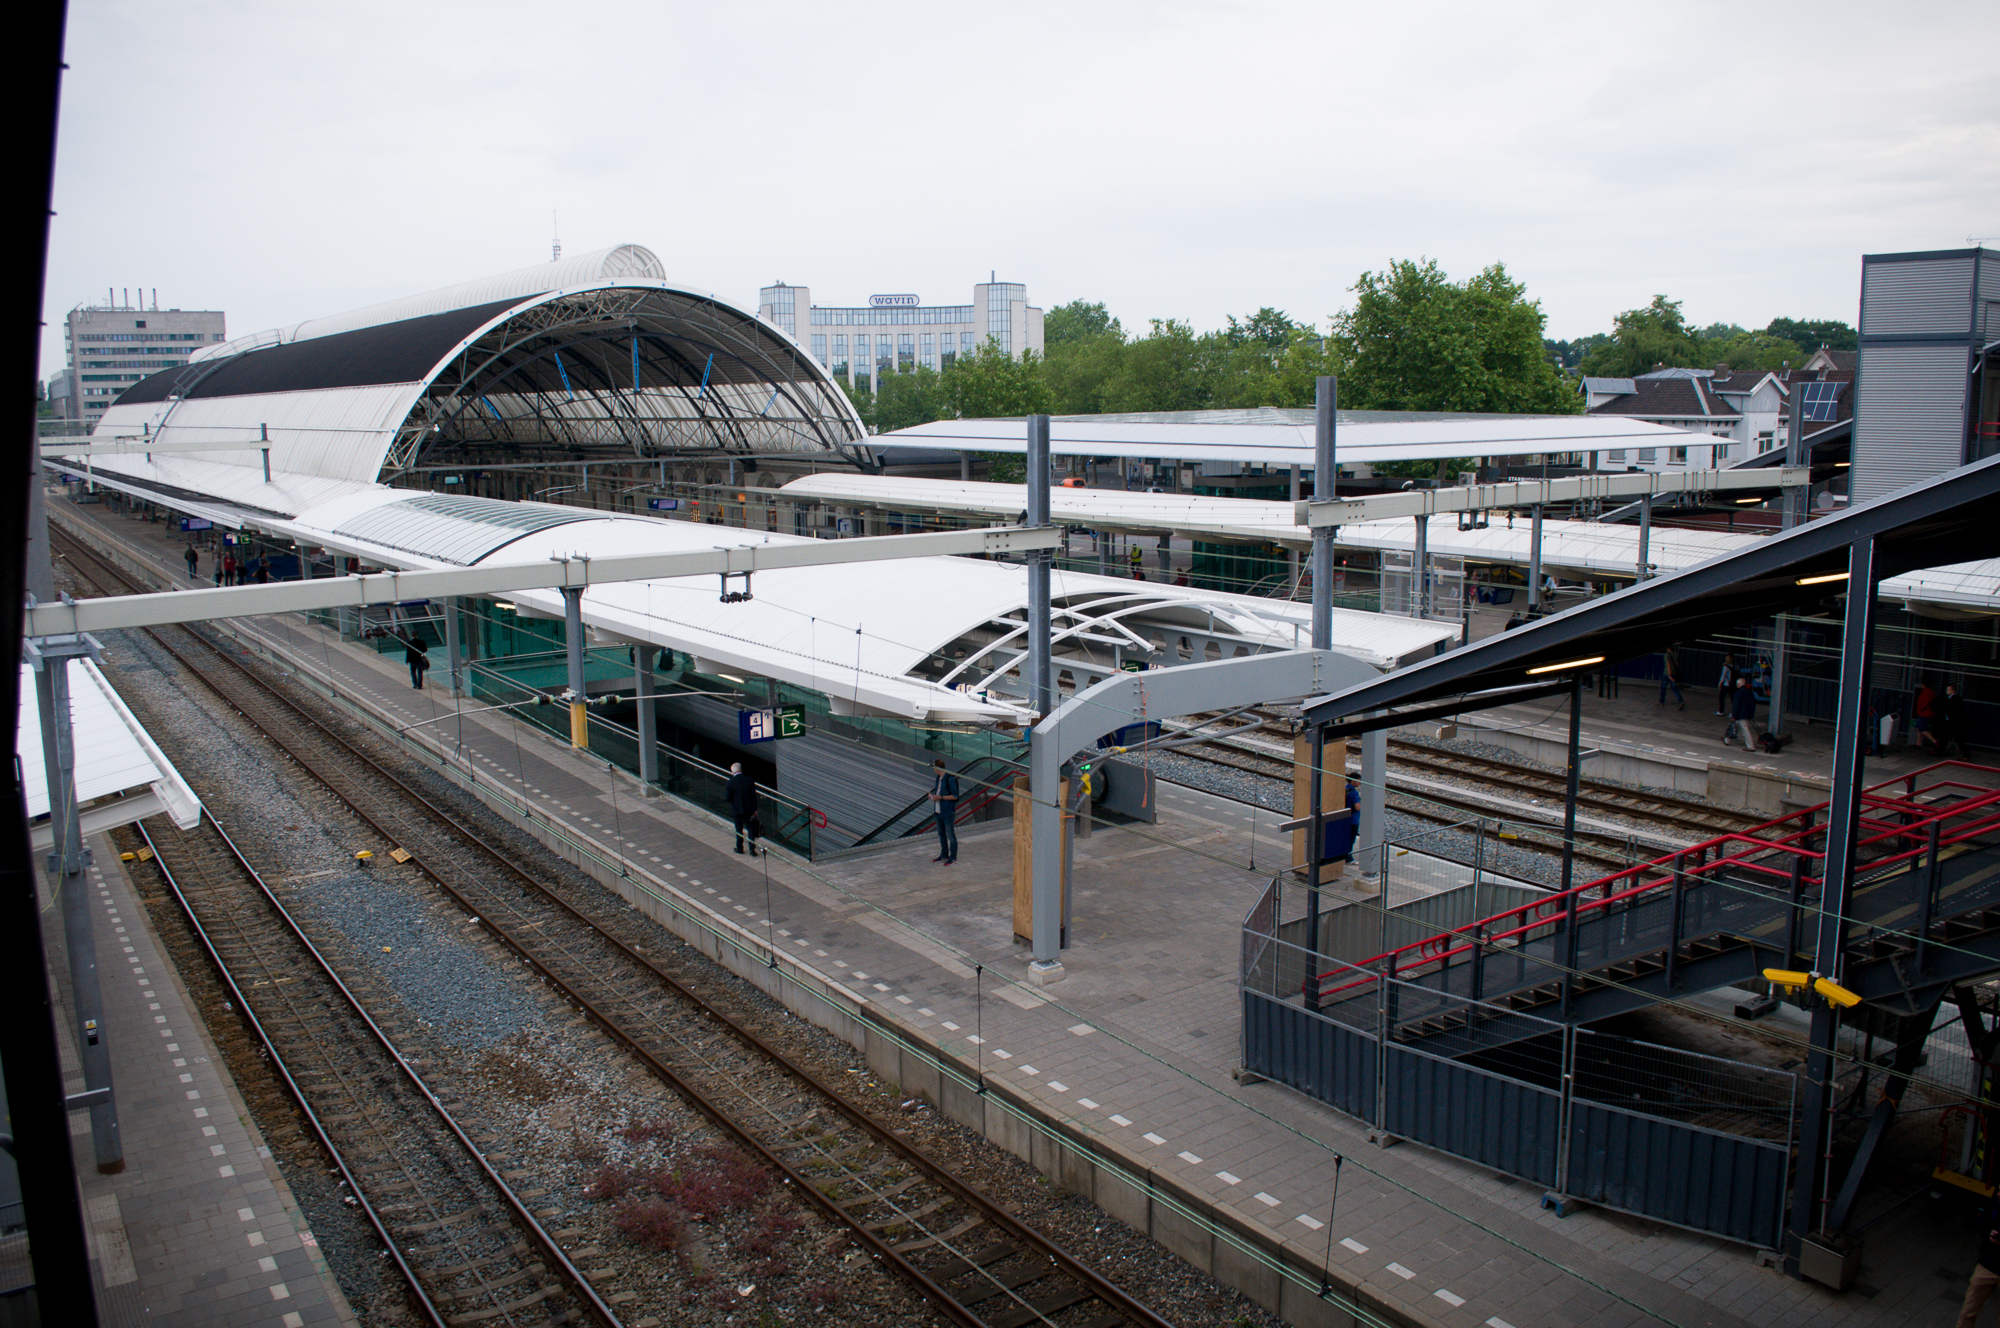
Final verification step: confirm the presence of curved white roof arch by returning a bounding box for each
[86,246,866,516]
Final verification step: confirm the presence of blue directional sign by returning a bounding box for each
[739,708,777,744]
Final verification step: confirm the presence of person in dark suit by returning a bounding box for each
[927,759,959,865]
[726,762,759,856]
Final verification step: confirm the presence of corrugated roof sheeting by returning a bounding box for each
[331,493,603,566]
[1881,558,2000,615]
[18,659,201,828]
[91,383,425,492]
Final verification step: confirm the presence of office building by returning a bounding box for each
[63,293,226,425]
[757,280,1043,391]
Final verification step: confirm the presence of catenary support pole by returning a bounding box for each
[1559,675,1583,897]
[34,646,123,1174]
[1288,464,1302,587]
[1787,535,1877,1272]
[1528,504,1545,609]
[1311,377,1337,647]
[1026,414,1053,718]
[1411,514,1428,619]
[1305,721,1327,1008]
[562,585,588,748]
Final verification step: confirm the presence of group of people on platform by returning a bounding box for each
[191,544,272,586]
[1655,646,1973,759]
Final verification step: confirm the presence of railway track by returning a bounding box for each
[129,815,622,1328]
[61,527,1181,1327]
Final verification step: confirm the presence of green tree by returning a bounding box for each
[1578,295,1702,377]
[942,338,1054,419]
[1223,307,1305,349]
[839,378,875,432]
[1765,316,1856,353]
[1044,329,1128,415]
[1102,319,1218,412]
[1702,331,1807,372]
[1044,300,1123,350]
[873,364,949,433]
[1332,259,1579,414]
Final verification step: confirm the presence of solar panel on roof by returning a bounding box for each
[1800,380,1846,423]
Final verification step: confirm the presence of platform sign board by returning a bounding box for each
[740,708,777,744]
[648,497,680,511]
[179,517,213,532]
[1120,659,1146,672]
[775,705,804,739]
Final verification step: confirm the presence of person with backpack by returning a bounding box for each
[927,759,959,865]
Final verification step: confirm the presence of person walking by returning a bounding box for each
[1715,652,1736,715]
[927,759,959,865]
[183,545,199,581]
[1956,1202,2000,1328]
[1658,646,1685,710]
[213,548,226,585]
[725,762,759,856]
[1729,675,1759,752]
[405,635,430,690]
[222,551,237,586]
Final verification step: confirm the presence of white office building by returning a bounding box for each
[757,280,1043,390]
[62,293,226,425]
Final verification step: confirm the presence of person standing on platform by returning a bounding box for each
[1915,678,1940,753]
[1955,1202,2000,1328]
[1658,646,1685,710]
[222,551,236,586]
[1324,779,1361,867]
[928,759,959,865]
[726,763,759,856]
[1729,675,1759,751]
[405,635,429,690]
[213,548,225,585]
[1937,683,1967,760]
[184,545,199,581]
[1716,652,1737,716]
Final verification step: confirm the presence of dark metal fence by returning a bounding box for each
[1240,861,1799,1249]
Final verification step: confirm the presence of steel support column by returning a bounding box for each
[562,586,589,748]
[442,595,463,697]
[1357,726,1387,888]
[1768,424,1809,738]
[1305,722,1327,1008]
[1558,674,1584,1016]
[1786,536,1877,1273]
[1637,495,1652,580]
[1026,414,1053,718]
[33,643,122,1174]
[633,645,659,784]
[1411,515,1428,619]
[1527,504,1545,609]
[1311,377,1336,646]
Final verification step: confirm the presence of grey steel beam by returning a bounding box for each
[442,596,463,696]
[1636,495,1651,579]
[633,645,659,783]
[562,586,589,748]
[1357,726,1387,887]
[1528,504,1544,609]
[24,523,1062,638]
[1026,648,1379,981]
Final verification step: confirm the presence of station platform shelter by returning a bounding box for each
[48,478,1989,1328]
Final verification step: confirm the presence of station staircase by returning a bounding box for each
[1304,761,2000,1056]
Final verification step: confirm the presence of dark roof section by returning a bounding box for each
[1302,454,2000,726]
[1586,376,1740,421]
[116,297,525,405]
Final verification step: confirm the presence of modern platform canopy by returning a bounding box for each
[876,406,1726,467]
[1299,453,2000,728]
[76,245,868,514]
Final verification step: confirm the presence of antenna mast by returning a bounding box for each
[552,210,562,263]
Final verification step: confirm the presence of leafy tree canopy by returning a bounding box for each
[943,339,1054,420]
[1332,259,1578,414]
[1044,300,1124,349]
[1765,316,1856,353]
[1578,295,1701,378]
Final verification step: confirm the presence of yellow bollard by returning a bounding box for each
[570,699,589,748]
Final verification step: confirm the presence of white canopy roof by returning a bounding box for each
[876,408,1711,466]
[777,474,1767,579]
[18,658,202,845]
[1881,559,2000,617]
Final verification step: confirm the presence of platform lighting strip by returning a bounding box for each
[1796,571,1850,586]
[1524,655,1605,675]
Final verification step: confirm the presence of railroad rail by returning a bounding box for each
[61,525,1179,1328]
[130,815,622,1328]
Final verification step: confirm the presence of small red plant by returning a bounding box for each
[654,1146,770,1220]
[617,1119,676,1145]
[609,1195,686,1252]
[583,1163,646,1203]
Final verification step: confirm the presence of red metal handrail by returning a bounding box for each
[1307,760,2000,1002]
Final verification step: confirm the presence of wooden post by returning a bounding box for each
[1012,775,1070,944]
[1293,731,1348,884]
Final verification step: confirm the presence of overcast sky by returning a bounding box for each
[42,0,2000,371]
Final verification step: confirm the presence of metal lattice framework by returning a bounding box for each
[386,286,868,476]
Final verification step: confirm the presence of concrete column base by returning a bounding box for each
[1028,959,1066,987]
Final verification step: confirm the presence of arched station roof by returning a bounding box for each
[84,245,867,517]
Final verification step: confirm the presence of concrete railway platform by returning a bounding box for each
[53,493,1987,1328]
